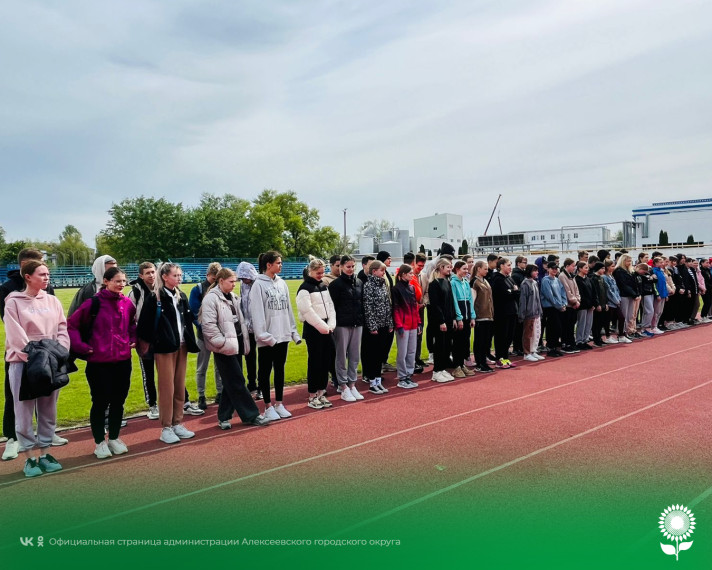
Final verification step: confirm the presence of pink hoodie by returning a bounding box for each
[3,290,69,363]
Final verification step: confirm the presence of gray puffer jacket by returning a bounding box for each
[199,286,250,356]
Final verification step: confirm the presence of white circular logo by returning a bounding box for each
[659,505,695,560]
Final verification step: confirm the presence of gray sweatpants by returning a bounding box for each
[9,362,58,452]
[334,326,362,385]
[575,309,594,344]
[196,337,222,396]
[619,297,636,336]
[396,329,418,379]
[640,295,654,329]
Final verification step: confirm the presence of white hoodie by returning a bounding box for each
[249,274,301,347]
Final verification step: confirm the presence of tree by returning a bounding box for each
[100,197,190,262]
[0,240,32,265]
[56,225,92,266]
[186,193,251,258]
[459,239,469,255]
[658,230,670,246]
[686,234,695,245]
[253,190,340,257]
[419,244,425,254]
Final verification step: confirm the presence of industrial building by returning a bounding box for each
[477,226,612,253]
[633,198,712,247]
[412,213,464,255]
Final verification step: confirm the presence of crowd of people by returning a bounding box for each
[1,244,711,478]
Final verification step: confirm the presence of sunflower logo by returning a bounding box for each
[659,505,695,560]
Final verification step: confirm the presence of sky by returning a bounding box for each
[2,0,712,247]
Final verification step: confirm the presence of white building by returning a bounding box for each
[633,198,712,247]
[477,226,611,253]
[412,213,464,254]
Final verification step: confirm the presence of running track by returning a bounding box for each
[1,325,711,569]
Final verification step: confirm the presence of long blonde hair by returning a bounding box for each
[615,254,633,273]
[429,258,452,282]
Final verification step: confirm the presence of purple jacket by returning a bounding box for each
[68,289,137,363]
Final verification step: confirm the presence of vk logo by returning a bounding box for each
[20,537,34,546]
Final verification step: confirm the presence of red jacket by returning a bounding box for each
[392,281,421,330]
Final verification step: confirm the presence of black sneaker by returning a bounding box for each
[415,359,426,368]
[414,365,424,374]
[368,385,382,394]
[198,396,208,411]
[538,345,550,353]
[253,390,263,401]
[577,343,593,351]
[510,350,524,357]
[548,349,563,357]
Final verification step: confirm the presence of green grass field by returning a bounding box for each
[0,281,418,429]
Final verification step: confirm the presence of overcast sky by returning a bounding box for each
[2,0,712,246]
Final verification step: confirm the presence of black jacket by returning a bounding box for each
[137,287,199,354]
[638,270,656,296]
[670,266,685,295]
[575,275,599,310]
[511,267,526,287]
[20,339,73,400]
[328,273,364,327]
[490,272,519,317]
[613,268,640,298]
[0,270,56,321]
[427,278,456,327]
[680,265,698,295]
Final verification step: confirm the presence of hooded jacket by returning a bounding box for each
[199,286,250,355]
[4,289,69,363]
[518,278,543,321]
[575,274,599,310]
[68,255,116,316]
[249,274,301,347]
[237,262,259,333]
[328,273,364,327]
[137,286,199,354]
[0,269,56,321]
[296,275,336,336]
[558,269,581,307]
[392,280,420,331]
[128,277,152,320]
[68,288,137,363]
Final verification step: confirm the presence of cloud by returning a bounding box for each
[1,0,712,249]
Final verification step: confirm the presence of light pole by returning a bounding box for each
[343,208,348,251]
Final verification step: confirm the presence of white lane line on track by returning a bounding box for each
[0,367,708,550]
[334,379,712,536]
[1,340,711,493]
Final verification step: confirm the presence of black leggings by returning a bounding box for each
[543,308,562,349]
[452,326,471,367]
[362,327,391,379]
[139,356,156,407]
[494,315,516,360]
[86,360,131,443]
[304,326,335,393]
[473,321,493,367]
[238,333,258,392]
[213,352,260,423]
[258,342,289,405]
[433,327,453,372]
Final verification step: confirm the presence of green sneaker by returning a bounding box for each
[24,458,43,478]
[38,454,62,474]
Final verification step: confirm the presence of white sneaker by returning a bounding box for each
[52,433,69,446]
[603,337,618,344]
[107,438,128,455]
[651,328,664,335]
[183,402,205,416]
[340,387,357,402]
[350,385,365,400]
[263,406,281,420]
[426,355,434,365]
[432,371,454,383]
[618,336,632,344]
[172,424,195,439]
[533,353,545,360]
[2,438,19,461]
[274,404,292,418]
[440,370,455,381]
[94,440,112,459]
[160,427,180,444]
[147,405,159,420]
[523,354,539,362]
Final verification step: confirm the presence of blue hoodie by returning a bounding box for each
[652,267,669,298]
[540,275,567,309]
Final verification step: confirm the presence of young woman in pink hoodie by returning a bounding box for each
[68,267,136,459]
[3,261,69,478]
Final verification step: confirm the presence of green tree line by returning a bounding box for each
[0,190,342,265]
